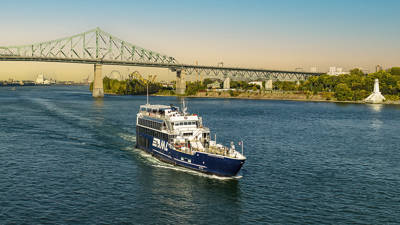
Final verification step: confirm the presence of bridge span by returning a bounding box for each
[0,28,323,97]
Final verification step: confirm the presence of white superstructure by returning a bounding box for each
[136,103,245,159]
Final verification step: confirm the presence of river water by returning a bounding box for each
[1,85,399,224]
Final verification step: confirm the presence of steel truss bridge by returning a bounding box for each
[0,27,322,81]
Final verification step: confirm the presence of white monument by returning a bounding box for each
[365,79,385,103]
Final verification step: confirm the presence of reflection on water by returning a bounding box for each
[367,104,383,112]
[334,102,354,108]
[93,98,104,108]
[370,118,383,130]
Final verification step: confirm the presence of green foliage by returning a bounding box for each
[202,78,214,86]
[157,89,175,95]
[185,81,206,96]
[228,90,240,97]
[321,92,334,100]
[92,77,165,95]
[270,69,400,101]
[230,81,258,90]
[352,90,369,101]
[390,67,400,76]
[385,95,400,101]
[350,68,365,76]
[273,81,298,91]
[334,83,353,101]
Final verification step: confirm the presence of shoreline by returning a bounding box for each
[154,92,400,105]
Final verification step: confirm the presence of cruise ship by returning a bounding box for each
[135,101,246,177]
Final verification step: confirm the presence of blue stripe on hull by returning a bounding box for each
[136,132,245,177]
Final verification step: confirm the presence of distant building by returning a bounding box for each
[376,65,383,72]
[207,81,221,89]
[22,80,35,86]
[35,74,53,85]
[249,81,263,88]
[355,67,369,75]
[295,68,303,72]
[310,67,317,73]
[160,81,174,88]
[328,67,348,76]
[35,74,45,84]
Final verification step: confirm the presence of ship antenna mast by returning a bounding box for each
[182,98,187,115]
[146,81,149,105]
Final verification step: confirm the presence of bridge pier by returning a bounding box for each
[265,79,273,90]
[176,69,186,95]
[92,64,104,98]
[223,77,230,89]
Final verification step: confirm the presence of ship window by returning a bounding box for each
[184,122,188,125]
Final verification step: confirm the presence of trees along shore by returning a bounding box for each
[274,68,400,101]
[91,67,400,103]
[89,77,171,95]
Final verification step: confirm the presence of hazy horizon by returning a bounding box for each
[1,0,399,81]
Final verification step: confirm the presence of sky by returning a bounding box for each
[0,0,399,81]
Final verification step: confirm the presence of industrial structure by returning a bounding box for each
[0,28,323,97]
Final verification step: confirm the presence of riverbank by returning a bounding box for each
[155,91,400,105]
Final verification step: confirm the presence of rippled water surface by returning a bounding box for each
[1,86,400,224]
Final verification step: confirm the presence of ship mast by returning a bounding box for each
[182,98,187,115]
[146,81,149,105]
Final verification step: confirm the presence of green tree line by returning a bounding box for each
[273,68,400,101]
[184,79,260,95]
[90,77,165,95]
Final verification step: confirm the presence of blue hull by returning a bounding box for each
[136,131,245,177]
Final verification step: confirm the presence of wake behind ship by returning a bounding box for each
[135,102,246,177]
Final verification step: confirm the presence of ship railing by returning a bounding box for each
[203,145,232,157]
[174,143,239,158]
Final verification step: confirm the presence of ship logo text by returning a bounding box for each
[152,138,168,151]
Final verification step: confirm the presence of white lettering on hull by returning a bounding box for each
[152,137,168,151]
